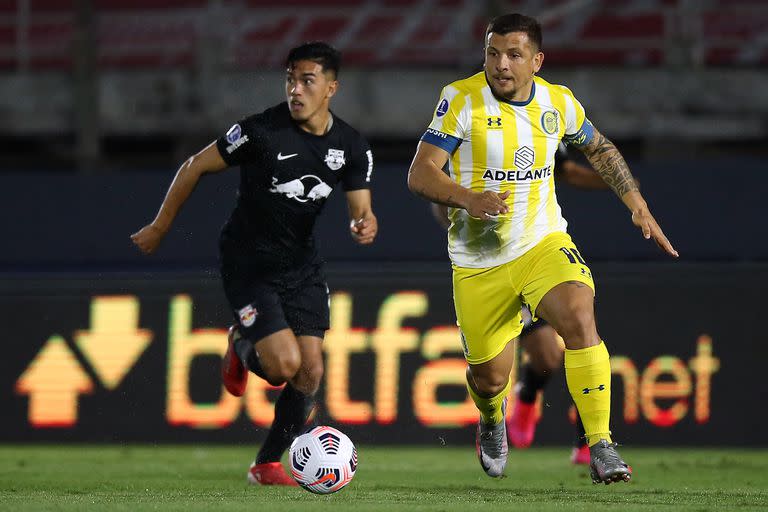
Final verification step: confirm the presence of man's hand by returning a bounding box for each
[350,214,378,245]
[130,224,167,254]
[466,190,510,220]
[631,207,679,258]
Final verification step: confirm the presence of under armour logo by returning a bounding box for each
[487,117,502,127]
[582,384,606,394]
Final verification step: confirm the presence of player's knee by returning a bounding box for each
[538,346,564,372]
[556,305,596,341]
[472,372,509,396]
[291,360,324,395]
[264,350,301,385]
[531,354,561,374]
[543,352,563,372]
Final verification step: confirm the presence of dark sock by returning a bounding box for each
[517,363,551,404]
[234,337,266,379]
[256,384,315,464]
[574,408,587,447]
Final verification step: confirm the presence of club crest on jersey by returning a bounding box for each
[324,148,346,171]
[238,304,257,327]
[541,110,559,135]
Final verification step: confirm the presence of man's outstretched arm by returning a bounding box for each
[578,127,678,257]
[131,142,228,254]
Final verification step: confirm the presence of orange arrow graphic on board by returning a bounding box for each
[73,296,153,390]
[15,335,94,427]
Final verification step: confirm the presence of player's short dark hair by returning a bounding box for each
[486,13,542,51]
[285,42,341,78]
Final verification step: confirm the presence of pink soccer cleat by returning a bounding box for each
[570,444,590,465]
[506,399,538,449]
[222,325,247,397]
[247,462,299,486]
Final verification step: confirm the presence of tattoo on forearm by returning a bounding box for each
[582,131,638,197]
[415,187,462,208]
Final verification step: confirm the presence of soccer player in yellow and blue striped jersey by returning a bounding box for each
[408,13,678,484]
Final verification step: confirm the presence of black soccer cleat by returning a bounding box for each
[589,439,632,485]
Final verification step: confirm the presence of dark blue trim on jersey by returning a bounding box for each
[484,73,536,106]
[507,80,535,106]
[421,128,462,154]
[563,118,595,147]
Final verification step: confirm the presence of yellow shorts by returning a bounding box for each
[452,232,595,365]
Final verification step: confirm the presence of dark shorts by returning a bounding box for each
[520,316,548,338]
[221,260,330,342]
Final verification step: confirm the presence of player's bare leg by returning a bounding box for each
[466,340,515,477]
[537,281,631,484]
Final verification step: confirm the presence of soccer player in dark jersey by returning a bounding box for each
[131,42,377,486]
[431,143,607,464]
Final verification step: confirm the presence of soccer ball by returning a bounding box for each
[289,426,357,494]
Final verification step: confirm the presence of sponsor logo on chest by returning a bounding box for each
[482,165,553,183]
[269,175,333,203]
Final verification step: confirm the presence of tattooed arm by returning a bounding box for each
[578,127,679,257]
[580,128,639,198]
[408,141,509,220]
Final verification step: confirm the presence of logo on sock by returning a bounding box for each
[582,384,606,394]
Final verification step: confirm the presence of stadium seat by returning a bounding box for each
[1,0,764,70]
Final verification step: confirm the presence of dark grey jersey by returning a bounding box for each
[216,102,373,273]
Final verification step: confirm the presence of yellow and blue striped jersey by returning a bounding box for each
[421,72,594,268]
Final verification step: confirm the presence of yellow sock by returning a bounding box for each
[467,376,511,425]
[565,341,612,447]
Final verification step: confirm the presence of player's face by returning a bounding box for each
[484,32,543,101]
[285,60,338,123]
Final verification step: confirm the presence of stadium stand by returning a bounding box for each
[0,0,766,70]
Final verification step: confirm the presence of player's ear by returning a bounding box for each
[533,51,544,74]
[327,78,339,99]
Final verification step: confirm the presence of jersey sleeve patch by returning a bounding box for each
[436,98,450,117]
[421,128,461,154]
[563,118,594,147]
[216,120,258,166]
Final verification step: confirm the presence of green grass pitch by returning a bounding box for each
[1,445,766,511]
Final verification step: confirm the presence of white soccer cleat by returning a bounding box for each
[475,400,509,477]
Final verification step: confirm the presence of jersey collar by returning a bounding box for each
[484,74,536,107]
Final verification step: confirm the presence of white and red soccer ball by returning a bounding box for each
[289,426,357,494]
